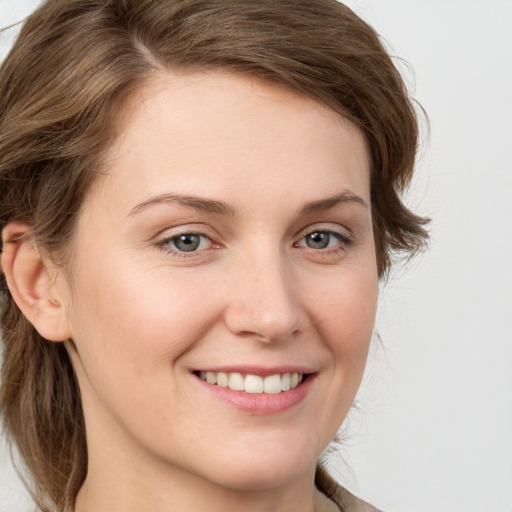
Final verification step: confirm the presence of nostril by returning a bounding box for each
[224,300,302,344]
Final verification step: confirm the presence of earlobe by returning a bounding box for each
[1,222,72,342]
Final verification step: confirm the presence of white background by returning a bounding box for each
[1,1,511,511]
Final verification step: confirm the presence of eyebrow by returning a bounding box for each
[129,193,237,217]
[129,189,368,217]
[298,190,369,215]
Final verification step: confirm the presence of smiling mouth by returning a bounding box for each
[195,371,306,394]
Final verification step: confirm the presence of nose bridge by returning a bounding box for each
[225,244,301,342]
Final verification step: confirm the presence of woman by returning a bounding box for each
[0,1,428,511]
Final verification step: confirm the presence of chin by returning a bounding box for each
[190,432,322,491]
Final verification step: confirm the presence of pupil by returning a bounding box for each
[175,234,200,252]
[307,232,329,249]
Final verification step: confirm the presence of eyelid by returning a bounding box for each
[162,233,212,251]
[293,224,355,260]
[155,224,223,256]
[294,223,354,244]
[155,223,219,242]
[295,231,342,248]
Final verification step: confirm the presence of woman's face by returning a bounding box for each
[60,72,378,491]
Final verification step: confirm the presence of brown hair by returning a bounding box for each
[0,1,428,510]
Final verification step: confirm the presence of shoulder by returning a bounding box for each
[315,466,384,512]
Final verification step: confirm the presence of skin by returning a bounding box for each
[2,71,378,512]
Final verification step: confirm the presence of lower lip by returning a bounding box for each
[193,374,315,415]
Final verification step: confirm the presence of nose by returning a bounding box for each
[223,249,303,343]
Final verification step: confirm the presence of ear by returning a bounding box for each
[1,222,72,342]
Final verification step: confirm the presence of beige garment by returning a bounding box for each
[315,467,383,512]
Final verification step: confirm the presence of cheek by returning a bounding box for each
[298,265,378,444]
[64,263,224,441]
[66,256,221,382]
[307,265,378,364]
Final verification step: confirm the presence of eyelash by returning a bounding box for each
[294,229,354,255]
[157,231,217,258]
[156,227,354,259]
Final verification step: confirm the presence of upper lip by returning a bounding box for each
[191,365,317,377]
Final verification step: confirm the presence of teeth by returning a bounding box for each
[281,373,291,391]
[263,374,281,394]
[216,372,229,388]
[245,374,264,393]
[198,371,304,393]
[228,372,245,391]
[206,371,217,385]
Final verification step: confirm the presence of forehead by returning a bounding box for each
[93,70,370,211]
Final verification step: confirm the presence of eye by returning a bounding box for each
[161,233,213,253]
[297,231,345,250]
[294,227,354,256]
